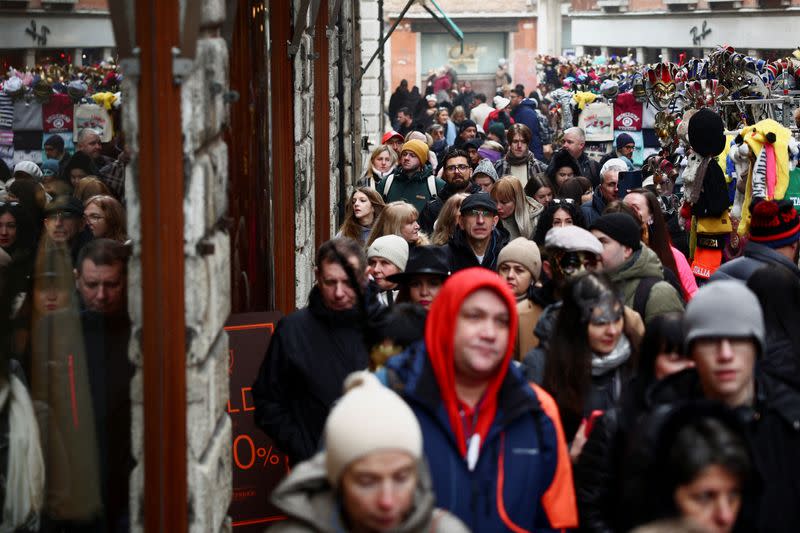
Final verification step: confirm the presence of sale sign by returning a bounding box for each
[225,312,289,531]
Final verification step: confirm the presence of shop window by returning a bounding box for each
[420,32,506,76]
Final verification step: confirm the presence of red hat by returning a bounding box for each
[382,130,404,144]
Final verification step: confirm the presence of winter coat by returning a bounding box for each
[511,99,545,160]
[418,182,479,235]
[377,163,445,214]
[581,185,609,227]
[670,245,698,301]
[606,246,684,323]
[576,152,601,186]
[710,240,800,282]
[515,298,543,361]
[482,109,514,133]
[382,342,578,532]
[269,452,469,533]
[578,369,800,533]
[441,225,509,273]
[470,103,493,131]
[252,287,370,464]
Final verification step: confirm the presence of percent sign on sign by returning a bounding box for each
[234,433,282,469]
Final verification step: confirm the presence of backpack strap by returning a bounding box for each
[382,174,395,198]
[633,276,660,319]
[427,175,438,198]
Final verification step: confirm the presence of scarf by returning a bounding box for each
[505,150,532,166]
[590,335,631,377]
[0,375,45,531]
[425,268,518,463]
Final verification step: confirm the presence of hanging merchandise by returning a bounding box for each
[12,101,43,132]
[43,93,74,133]
[613,92,643,132]
[579,102,614,142]
[73,104,113,142]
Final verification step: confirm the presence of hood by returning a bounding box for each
[547,149,581,178]
[425,268,518,458]
[519,98,540,109]
[271,451,439,533]
[473,158,499,182]
[608,245,664,284]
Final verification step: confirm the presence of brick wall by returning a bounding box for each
[127,0,232,531]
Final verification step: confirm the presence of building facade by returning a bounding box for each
[570,0,800,62]
[0,0,114,70]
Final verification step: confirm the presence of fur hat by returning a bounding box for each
[748,199,800,248]
[684,281,764,355]
[324,372,422,485]
[368,235,409,271]
[401,139,429,165]
[688,108,725,157]
[498,237,542,279]
[590,213,642,251]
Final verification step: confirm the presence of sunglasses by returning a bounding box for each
[0,201,19,207]
[551,198,575,205]
[463,209,495,218]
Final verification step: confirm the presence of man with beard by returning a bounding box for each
[419,148,477,233]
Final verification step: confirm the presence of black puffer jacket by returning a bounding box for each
[252,288,369,464]
[440,225,509,273]
[575,368,800,533]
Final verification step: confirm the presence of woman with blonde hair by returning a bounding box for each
[357,145,397,189]
[490,175,543,240]
[336,187,385,246]
[367,201,429,248]
[73,177,111,204]
[430,192,467,245]
[83,194,128,242]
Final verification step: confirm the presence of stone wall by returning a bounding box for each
[127,1,232,531]
[359,0,383,150]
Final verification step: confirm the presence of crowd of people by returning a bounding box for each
[254,71,800,530]
[0,125,131,531]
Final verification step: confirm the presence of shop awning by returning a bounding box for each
[360,0,464,79]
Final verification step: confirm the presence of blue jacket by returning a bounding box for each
[512,99,545,160]
[381,342,578,532]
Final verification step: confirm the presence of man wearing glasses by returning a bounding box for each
[419,148,477,234]
[599,132,636,172]
[442,192,509,272]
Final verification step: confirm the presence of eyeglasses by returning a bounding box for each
[464,209,494,218]
[551,198,575,205]
[84,214,105,222]
[445,164,470,173]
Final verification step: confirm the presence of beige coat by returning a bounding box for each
[516,298,543,361]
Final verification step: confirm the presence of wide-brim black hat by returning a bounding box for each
[386,245,450,283]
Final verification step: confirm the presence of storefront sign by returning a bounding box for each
[226,312,289,531]
[25,20,50,47]
[690,20,711,47]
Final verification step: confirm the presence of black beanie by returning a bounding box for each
[459,119,477,134]
[590,213,642,250]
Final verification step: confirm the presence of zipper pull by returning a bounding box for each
[467,434,480,471]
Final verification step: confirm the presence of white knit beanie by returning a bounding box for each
[497,237,542,279]
[324,371,422,485]
[367,235,409,271]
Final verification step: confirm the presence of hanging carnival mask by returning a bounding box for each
[655,111,678,149]
[647,63,677,110]
[631,74,647,101]
[685,79,728,108]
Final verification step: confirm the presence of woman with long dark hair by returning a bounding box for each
[530,272,638,446]
[532,199,586,246]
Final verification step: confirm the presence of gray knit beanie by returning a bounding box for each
[684,280,765,355]
[473,158,499,183]
[498,237,542,279]
[367,235,409,271]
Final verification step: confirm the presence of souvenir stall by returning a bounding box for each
[0,63,123,170]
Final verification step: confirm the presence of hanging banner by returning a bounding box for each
[226,312,290,531]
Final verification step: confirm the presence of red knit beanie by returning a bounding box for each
[749,199,800,248]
